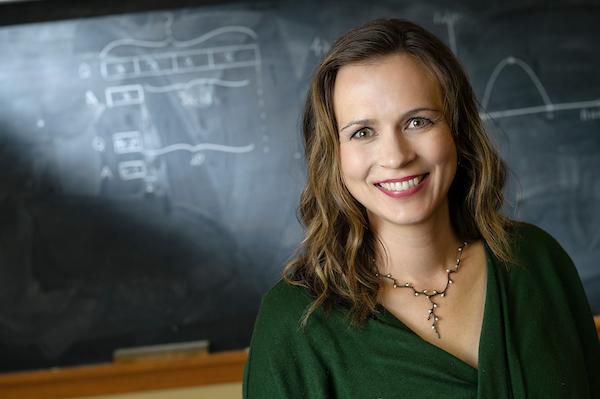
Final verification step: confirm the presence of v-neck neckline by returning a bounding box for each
[373,241,496,373]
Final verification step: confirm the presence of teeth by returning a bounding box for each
[378,175,424,192]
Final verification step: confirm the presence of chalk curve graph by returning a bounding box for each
[482,56,551,110]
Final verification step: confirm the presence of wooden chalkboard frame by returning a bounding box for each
[0,350,247,399]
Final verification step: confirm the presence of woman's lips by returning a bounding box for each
[376,174,428,197]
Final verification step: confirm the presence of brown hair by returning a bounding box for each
[285,18,512,325]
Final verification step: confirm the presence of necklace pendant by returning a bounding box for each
[376,241,467,338]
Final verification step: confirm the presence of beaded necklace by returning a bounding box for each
[375,241,467,338]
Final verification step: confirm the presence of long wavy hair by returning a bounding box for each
[284,18,512,326]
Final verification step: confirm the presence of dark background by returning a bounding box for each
[0,0,598,372]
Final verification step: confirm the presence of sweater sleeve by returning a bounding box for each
[542,230,600,395]
[243,280,332,399]
[515,223,600,396]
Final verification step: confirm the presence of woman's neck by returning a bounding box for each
[371,217,463,287]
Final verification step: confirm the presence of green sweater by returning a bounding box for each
[243,223,600,398]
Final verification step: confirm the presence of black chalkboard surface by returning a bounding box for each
[0,0,599,372]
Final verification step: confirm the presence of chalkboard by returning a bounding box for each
[0,0,598,372]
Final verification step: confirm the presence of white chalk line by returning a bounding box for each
[139,143,255,157]
[144,78,250,93]
[100,25,258,58]
[482,99,600,120]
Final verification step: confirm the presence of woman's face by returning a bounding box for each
[334,53,457,231]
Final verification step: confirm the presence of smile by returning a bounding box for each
[377,175,426,192]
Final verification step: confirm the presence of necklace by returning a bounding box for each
[375,241,467,339]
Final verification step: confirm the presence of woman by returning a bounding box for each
[243,19,600,398]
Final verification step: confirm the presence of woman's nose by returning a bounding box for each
[377,133,415,168]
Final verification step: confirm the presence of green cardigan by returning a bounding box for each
[243,223,600,398]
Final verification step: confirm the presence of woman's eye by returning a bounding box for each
[353,127,374,138]
[407,117,431,129]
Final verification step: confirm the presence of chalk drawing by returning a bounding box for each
[118,160,147,180]
[105,85,145,108]
[88,13,265,189]
[481,56,600,120]
[434,10,461,55]
[144,78,250,93]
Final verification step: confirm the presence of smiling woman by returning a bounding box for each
[243,19,600,398]
[335,54,457,231]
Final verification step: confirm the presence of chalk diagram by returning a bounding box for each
[480,56,600,120]
[434,10,600,122]
[436,10,600,250]
[88,14,262,192]
[478,57,600,250]
[478,55,600,248]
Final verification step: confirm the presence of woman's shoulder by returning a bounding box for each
[253,279,314,332]
[253,278,352,339]
[261,278,313,310]
[500,221,577,279]
[505,221,568,258]
[506,220,556,243]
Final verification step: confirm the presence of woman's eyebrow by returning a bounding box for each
[403,107,441,117]
[340,119,376,132]
[339,108,441,132]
